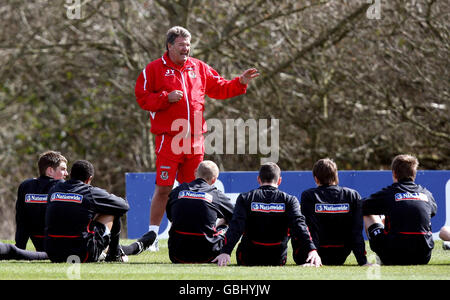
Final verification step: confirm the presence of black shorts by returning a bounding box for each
[292,237,350,265]
[367,223,432,265]
[45,221,110,263]
[30,235,46,252]
[236,240,288,266]
[168,228,226,264]
[317,247,351,265]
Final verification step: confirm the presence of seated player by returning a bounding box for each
[213,162,321,267]
[362,154,437,265]
[166,160,234,263]
[15,151,68,251]
[45,160,129,263]
[298,158,368,265]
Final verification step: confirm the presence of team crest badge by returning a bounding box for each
[160,171,169,180]
[188,70,196,79]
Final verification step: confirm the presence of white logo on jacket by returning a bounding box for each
[165,69,175,76]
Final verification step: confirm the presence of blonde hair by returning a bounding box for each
[196,160,219,182]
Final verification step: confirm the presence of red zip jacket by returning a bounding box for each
[135,52,248,137]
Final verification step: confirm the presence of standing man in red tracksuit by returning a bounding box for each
[135,26,259,249]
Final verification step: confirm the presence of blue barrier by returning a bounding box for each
[126,170,449,239]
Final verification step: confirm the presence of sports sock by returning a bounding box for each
[106,219,121,258]
[121,230,157,256]
[121,243,140,255]
[149,225,159,235]
[367,223,384,239]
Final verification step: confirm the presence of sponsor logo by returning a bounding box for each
[251,202,285,213]
[25,194,48,204]
[395,192,428,202]
[50,192,83,204]
[178,190,213,203]
[315,203,350,213]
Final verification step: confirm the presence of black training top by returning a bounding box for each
[362,180,437,250]
[15,175,62,250]
[301,185,367,265]
[221,185,316,255]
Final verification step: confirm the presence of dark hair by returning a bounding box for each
[391,154,418,181]
[258,162,281,184]
[70,160,94,182]
[38,151,67,176]
[312,158,339,185]
[166,26,191,51]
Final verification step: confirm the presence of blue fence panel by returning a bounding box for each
[126,170,449,239]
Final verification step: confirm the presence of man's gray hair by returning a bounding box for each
[166,26,191,50]
[196,160,219,182]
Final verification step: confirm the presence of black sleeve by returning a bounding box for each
[90,187,129,216]
[216,191,234,223]
[300,190,315,224]
[350,191,367,265]
[299,190,319,245]
[428,192,437,218]
[166,187,179,222]
[362,187,390,216]
[15,183,29,249]
[221,194,247,255]
[287,196,316,252]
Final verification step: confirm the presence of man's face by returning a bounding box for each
[168,36,191,66]
[47,162,68,180]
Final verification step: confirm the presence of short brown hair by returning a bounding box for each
[391,154,418,181]
[258,162,281,184]
[312,158,339,185]
[38,151,67,176]
[166,26,191,50]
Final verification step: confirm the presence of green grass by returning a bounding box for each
[1,239,449,280]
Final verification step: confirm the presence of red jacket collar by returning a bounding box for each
[162,51,194,70]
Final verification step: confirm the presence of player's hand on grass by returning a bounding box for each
[212,253,231,267]
[302,250,322,267]
[362,263,380,267]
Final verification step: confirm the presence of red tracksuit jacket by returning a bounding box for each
[135,52,248,137]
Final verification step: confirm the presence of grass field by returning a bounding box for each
[1,239,449,280]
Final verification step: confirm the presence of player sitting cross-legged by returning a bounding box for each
[166,160,234,263]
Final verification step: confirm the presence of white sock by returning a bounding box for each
[149,225,159,235]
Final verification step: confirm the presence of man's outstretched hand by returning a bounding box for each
[239,68,260,85]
